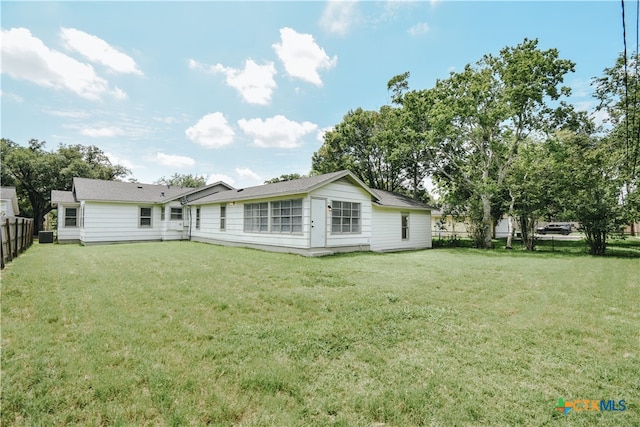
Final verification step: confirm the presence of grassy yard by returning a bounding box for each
[1,241,638,426]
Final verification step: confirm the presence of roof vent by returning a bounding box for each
[137,186,143,189]
[161,191,165,197]
[237,188,244,192]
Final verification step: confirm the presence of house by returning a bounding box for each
[51,178,233,244]
[51,171,433,255]
[0,187,20,218]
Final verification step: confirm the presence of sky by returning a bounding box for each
[1,1,636,189]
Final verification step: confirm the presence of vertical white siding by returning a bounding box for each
[370,208,431,251]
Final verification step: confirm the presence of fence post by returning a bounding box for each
[0,220,5,270]
[5,219,12,262]
[14,218,19,258]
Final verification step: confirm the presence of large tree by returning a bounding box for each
[554,129,625,255]
[312,107,405,192]
[155,173,206,188]
[1,139,130,233]
[594,52,640,235]
[425,38,575,248]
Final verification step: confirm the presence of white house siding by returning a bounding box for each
[494,218,511,238]
[160,202,188,241]
[370,208,431,251]
[311,179,372,249]
[190,198,310,249]
[190,179,373,252]
[56,202,81,243]
[80,202,163,244]
[0,199,16,217]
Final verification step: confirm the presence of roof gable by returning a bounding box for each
[0,186,19,214]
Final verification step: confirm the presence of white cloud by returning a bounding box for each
[317,126,334,143]
[273,27,337,86]
[46,109,91,119]
[60,27,143,75]
[319,1,358,35]
[185,112,235,148]
[210,59,276,105]
[207,173,235,185]
[237,115,318,148]
[408,22,429,36]
[0,90,24,103]
[0,27,125,100]
[154,152,196,168]
[80,126,124,137]
[105,152,137,171]
[235,167,261,182]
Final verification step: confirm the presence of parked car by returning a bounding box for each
[536,223,571,235]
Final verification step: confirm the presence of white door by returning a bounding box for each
[311,198,326,248]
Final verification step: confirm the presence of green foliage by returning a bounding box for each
[0,138,130,232]
[155,173,206,188]
[264,173,306,184]
[2,242,638,425]
[553,131,626,255]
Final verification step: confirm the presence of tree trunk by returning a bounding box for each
[505,191,516,249]
[481,193,493,249]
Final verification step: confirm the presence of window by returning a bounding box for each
[244,202,268,232]
[220,205,226,230]
[196,208,201,230]
[64,207,78,227]
[161,207,165,221]
[271,199,303,233]
[170,207,183,220]
[139,207,152,227]
[402,213,409,240]
[331,201,361,233]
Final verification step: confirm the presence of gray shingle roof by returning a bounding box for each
[72,178,191,203]
[371,189,433,210]
[51,190,77,204]
[191,170,375,205]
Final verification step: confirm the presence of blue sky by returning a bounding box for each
[1,1,634,188]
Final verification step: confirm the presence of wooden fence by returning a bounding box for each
[1,217,35,270]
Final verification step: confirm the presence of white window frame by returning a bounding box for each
[331,200,361,234]
[220,205,226,230]
[170,207,183,220]
[270,199,303,234]
[139,206,153,228]
[64,207,78,227]
[195,207,201,230]
[244,202,268,232]
[401,213,409,240]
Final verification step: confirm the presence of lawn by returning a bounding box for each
[1,241,638,426]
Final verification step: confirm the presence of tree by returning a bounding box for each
[155,173,206,188]
[1,139,130,233]
[425,38,575,248]
[264,173,306,184]
[312,107,405,191]
[554,130,625,255]
[594,52,640,235]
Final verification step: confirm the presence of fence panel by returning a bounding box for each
[1,217,35,269]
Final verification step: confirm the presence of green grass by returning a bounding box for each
[1,241,638,426]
